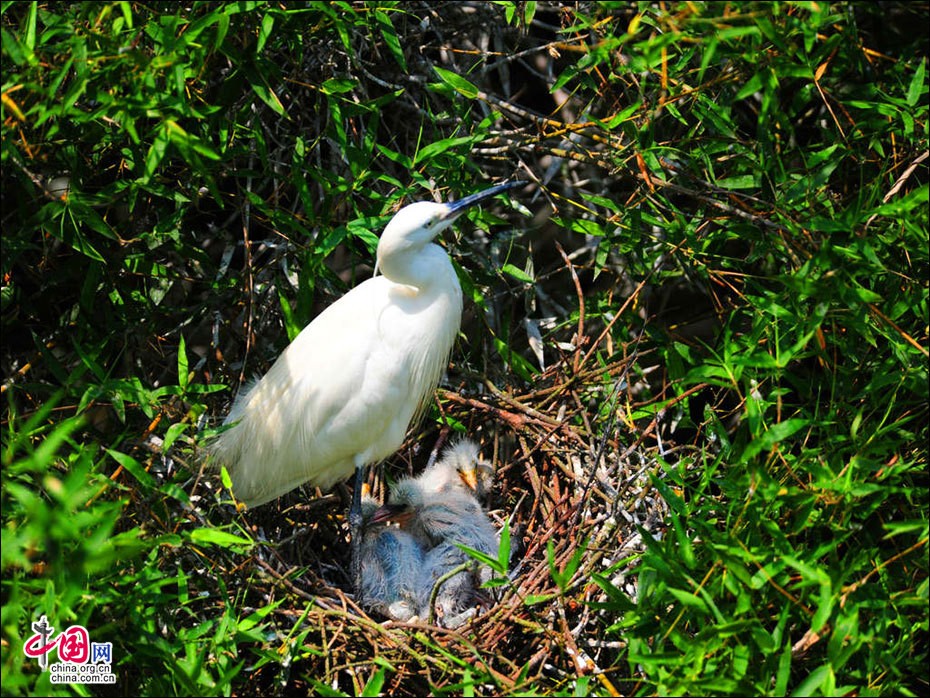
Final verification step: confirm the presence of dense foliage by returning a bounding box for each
[2,2,927,695]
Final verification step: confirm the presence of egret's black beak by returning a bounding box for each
[443,180,526,220]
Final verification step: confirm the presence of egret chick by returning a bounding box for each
[376,486,498,627]
[419,540,489,627]
[357,494,423,621]
[375,442,498,553]
[430,438,495,502]
[208,181,523,584]
[374,442,500,627]
[395,438,494,502]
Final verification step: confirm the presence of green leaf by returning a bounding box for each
[245,64,287,116]
[20,1,37,64]
[851,283,882,303]
[869,184,929,217]
[414,135,477,164]
[375,10,407,72]
[792,664,834,696]
[107,449,156,490]
[523,2,537,25]
[906,58,926,107]
[501,263,534,283]
[433,66,479,98]
[320,78,357,94]
[161,422,189,452]
[740,418,810,463]
[524,593,557,605]
[1,27,27,66]
[735,72,764,101]
[177,334,189,391]
[257,12,274,54]
[716,174,757,190]
[189,528,254,549]
[280,295,301,343]
[143,127,170,183]
[360,668,386,697]
[497,519,511,571]
[667,586,709,612]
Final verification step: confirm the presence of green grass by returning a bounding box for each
[2,1,927,695]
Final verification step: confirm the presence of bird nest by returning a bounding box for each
[183,299,679,695]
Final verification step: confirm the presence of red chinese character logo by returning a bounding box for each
[23,634,57,659]
[57,625,90,664]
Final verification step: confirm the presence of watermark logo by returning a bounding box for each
[23,615,116,685]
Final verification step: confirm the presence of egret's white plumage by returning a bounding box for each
[211,234,460,507]
[209,183,522,509]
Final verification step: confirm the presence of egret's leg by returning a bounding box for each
[349,462,365,597]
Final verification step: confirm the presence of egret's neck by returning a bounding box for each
[377,241,455,292]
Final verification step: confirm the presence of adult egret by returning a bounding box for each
[357,493,423,621]
[209,181,523,582]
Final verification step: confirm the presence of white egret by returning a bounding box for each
[209,181,523,585]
